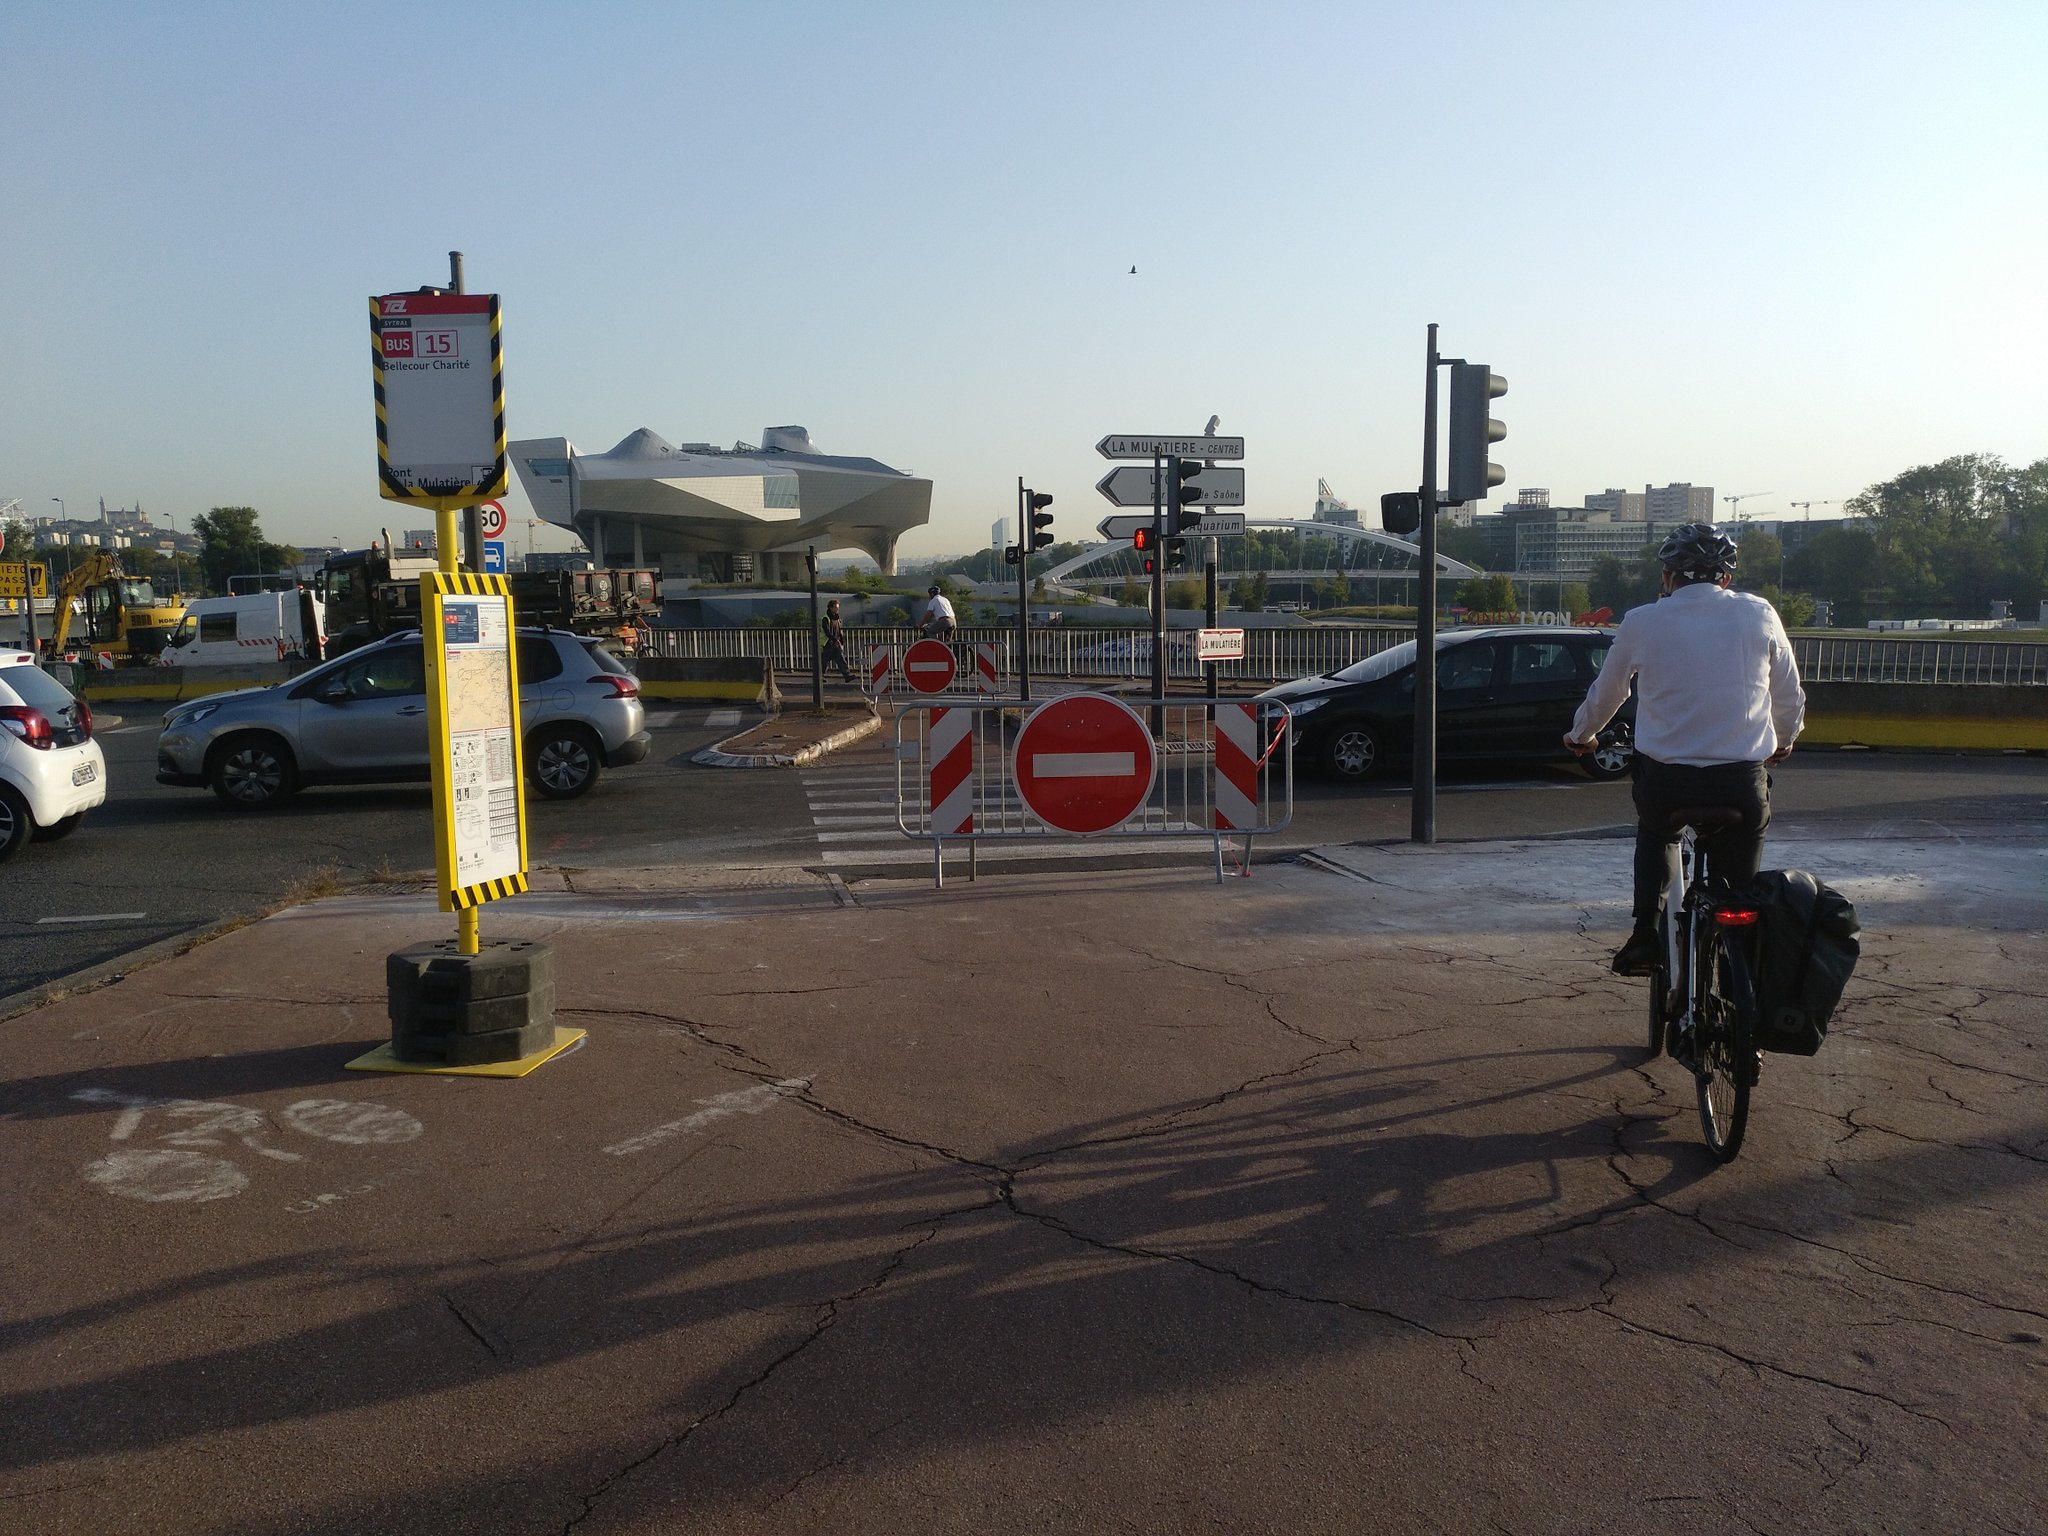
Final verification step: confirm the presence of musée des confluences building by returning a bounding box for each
[509,426,932,584]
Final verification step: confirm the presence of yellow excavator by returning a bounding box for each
[45,550,189,663]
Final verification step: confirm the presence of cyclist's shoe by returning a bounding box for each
[1610,930,1659,976]
[1670,1026,1701,1073]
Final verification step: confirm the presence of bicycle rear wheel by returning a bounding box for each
[1695,925,1755,1161]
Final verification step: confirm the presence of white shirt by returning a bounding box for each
[1570,582,1805,766]
[922,595,956,625]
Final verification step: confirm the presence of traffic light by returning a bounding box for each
[1028,491,1055,552]
[1168,456,1203,535]
[1003,544,1021,565]
[1446,363,1507,503]
[1380,491,1422,536]
[1132,525,1155,574]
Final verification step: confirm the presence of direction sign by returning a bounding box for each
[477,500,508,539]
[1096,511,1248,541]
[1097,435,1244,461]
[1096,465,1245,508]
[1013,692,1157,835]
[902,638,957,694]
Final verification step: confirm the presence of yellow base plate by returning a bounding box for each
[345,1026,587,1078]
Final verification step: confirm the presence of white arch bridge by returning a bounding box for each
[1040,518,1481,586]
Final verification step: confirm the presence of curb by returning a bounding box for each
[0,919,225,1025]
[693,710,883,768]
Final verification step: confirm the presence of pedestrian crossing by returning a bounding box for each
[799,768,1225,869]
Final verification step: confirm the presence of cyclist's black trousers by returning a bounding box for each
[1630,755,1771,933]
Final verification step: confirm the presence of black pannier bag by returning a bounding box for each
[1746,869,1861,1055]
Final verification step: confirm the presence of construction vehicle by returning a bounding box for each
[321,535,658,657]
[45,550,190,663]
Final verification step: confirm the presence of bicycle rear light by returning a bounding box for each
[1713,908,1760,927]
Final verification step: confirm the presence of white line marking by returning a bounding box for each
[906,662,951,675]
[604,1077,810,1157]
[643,710,680,728]
[706,707,740,728]
[37,913,147,924]
[810,814,903,827]
[1032,752,1135,778]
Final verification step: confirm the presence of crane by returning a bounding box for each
[1722,490,1773,521]
[1789,499,1840,520]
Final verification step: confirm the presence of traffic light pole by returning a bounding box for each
[1150,451,1166,737]
[1204,537,1219,702]
[1413,323,1440,844]
[1016,478,1031,702]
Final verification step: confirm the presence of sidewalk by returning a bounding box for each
[2,837,2042,1534]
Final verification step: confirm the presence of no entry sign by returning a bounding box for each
[1013,692,1156,835]
[903,638,957,694]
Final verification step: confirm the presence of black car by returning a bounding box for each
[1256,626,1635,782]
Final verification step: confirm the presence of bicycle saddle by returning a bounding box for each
[1667,805,1746,833]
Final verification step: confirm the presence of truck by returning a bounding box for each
[320,539,659,656]
[158,589,325,668]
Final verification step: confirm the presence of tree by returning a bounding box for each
[1561,581,1592,617]
[1236,571,1271,612]
[192,506,295,594]
[1,519,30,562]
[1456,573,1518,614]
[1760,585,1817,627]
[1032,575,1047,600]
[1117,577,1147,609]
[1166,577,1202,611]
[1734,528,1782,592]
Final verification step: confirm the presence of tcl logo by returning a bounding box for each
[385,298,409,314]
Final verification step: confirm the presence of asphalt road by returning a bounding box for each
[3,702,2042,1004]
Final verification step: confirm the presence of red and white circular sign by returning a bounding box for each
[902,638,957,695]
[477,500,507,539]
[1013,692,1157,835]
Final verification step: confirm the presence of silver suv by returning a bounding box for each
[157,629,649,807]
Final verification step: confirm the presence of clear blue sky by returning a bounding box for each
[5,1,2043,559]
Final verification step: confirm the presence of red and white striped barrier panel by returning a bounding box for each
[928,707,974,835]
[973,642,999,694]
[1214,703,1260,831]
[867,644,892,695]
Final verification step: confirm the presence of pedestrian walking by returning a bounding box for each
[820,598,855,682]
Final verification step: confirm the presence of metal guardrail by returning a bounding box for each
[643,623,2048,687]
[889,696,1293,887]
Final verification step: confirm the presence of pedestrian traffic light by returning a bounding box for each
[1380,490,1422,536]
[1446,363,1507,503]
[1028,491,1055,552]
[1132,525,1155,574]
[1168,457,1203,535]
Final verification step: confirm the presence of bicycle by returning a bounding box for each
[1645,806,1764,1161]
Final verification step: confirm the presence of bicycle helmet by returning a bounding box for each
[1657,522,1739,580]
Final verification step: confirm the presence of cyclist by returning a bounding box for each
[917,584,958,640]
[1564,523,1805,976]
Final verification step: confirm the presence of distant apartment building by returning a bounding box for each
[400,528,439,553]
[525,551,595,575]
[1584,488,1646,521]
[1514,517,1687,579]
[991,516,1012,551]
[1644,483,1715,522]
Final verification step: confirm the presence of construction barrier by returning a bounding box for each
[893,693,1292,887]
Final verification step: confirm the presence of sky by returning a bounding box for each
[5,1,2045,562]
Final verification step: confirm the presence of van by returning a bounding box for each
[160,589,326,668]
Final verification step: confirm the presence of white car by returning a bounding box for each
[0,648,107,860]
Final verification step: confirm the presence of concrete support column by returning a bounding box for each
[632,521,645,567]
[591,516,607,566]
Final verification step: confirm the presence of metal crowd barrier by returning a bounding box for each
[889,695,1293,887]
[641,623,2048,688]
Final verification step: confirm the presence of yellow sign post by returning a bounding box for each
[350,264,577,1079]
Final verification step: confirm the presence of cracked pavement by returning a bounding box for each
[0,837,2042,1534]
